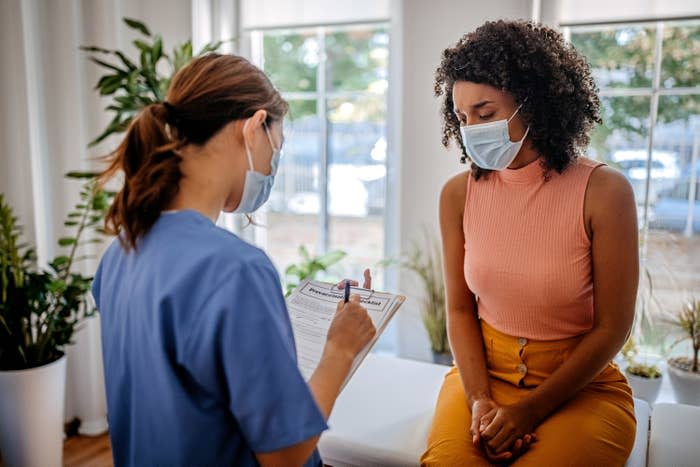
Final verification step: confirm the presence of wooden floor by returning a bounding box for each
[0,433,112,467]
[63,434,113,467]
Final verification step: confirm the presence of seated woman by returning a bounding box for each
[421,20,638,466]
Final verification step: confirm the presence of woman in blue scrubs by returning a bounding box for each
[92,53,376,467]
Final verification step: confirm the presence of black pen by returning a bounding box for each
[344,280,351,303]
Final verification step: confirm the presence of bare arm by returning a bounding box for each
[521,167,638,422]
[440,172,491,406]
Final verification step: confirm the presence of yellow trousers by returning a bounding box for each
[421,321,636,466]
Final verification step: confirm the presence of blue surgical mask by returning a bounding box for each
[233,121,281,214]
[460,105,529,171]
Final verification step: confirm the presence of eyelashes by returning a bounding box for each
[456,113,496,125]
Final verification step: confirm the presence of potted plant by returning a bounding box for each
[0,179,111,467]
[387,229,450,365]
[284,245,347,297]
[622,337,663,403]
[667,298,700,406]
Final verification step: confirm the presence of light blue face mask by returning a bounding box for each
[233,121,281,214]
[460,105,529,171]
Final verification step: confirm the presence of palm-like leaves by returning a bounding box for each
[284,246,347,297]
[81,17,225,146]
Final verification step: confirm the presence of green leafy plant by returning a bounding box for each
[384,229,448,354]
[81,17,227,146]
[668,298,700,373]
[0,177,112,370]
[284,246,346,297]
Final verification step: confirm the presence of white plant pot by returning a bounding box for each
[0,355,67,467]
[668,361,700,406]
[625,369,663,403]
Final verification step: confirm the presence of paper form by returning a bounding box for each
[286,279,405,386]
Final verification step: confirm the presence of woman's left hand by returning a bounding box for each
[479,401,540,454]
[336,268,372,290]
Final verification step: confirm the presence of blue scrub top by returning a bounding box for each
[92,210,327,466]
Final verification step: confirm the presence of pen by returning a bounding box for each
[344,280,351,303]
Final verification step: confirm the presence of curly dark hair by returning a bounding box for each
[435,20,601,180]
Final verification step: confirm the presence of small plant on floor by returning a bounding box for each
[284,246,347,297]
[668,298,700,374]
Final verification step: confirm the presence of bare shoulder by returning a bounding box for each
[440,170,471,211]
[586,164,635,206]
[585,164,637,230]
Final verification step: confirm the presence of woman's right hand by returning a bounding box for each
[324,294,376,361]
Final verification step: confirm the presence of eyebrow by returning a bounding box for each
[471,100,494,109]
[453,100,494,115]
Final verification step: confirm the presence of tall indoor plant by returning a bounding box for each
[0,179,110,467]
[388,229,450,365]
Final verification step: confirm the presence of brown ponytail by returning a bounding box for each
[99,54,288,250]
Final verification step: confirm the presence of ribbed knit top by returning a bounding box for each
[463,156,604,340]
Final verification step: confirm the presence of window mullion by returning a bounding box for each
[317,27,330,255]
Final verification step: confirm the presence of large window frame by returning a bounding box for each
[564,19,700,245]
[248,21,391,259]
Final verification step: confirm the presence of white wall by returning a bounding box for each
[392,0,532,360]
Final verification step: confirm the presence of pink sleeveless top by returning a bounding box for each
[463,157,604,340]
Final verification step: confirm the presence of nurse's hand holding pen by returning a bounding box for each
[326,268,375,359]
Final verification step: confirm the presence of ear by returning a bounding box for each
[241,109,269,144]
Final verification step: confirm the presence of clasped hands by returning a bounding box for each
[471,398,539,463]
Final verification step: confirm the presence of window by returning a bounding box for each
[569,20,700,344]
[250,24,390,291]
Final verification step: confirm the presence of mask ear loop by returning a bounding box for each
[507,100,530,142]
[507,104,524,123]
[242,119,256,171]
[263,120,279,153]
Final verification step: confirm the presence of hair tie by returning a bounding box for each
[162,101,179,126]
